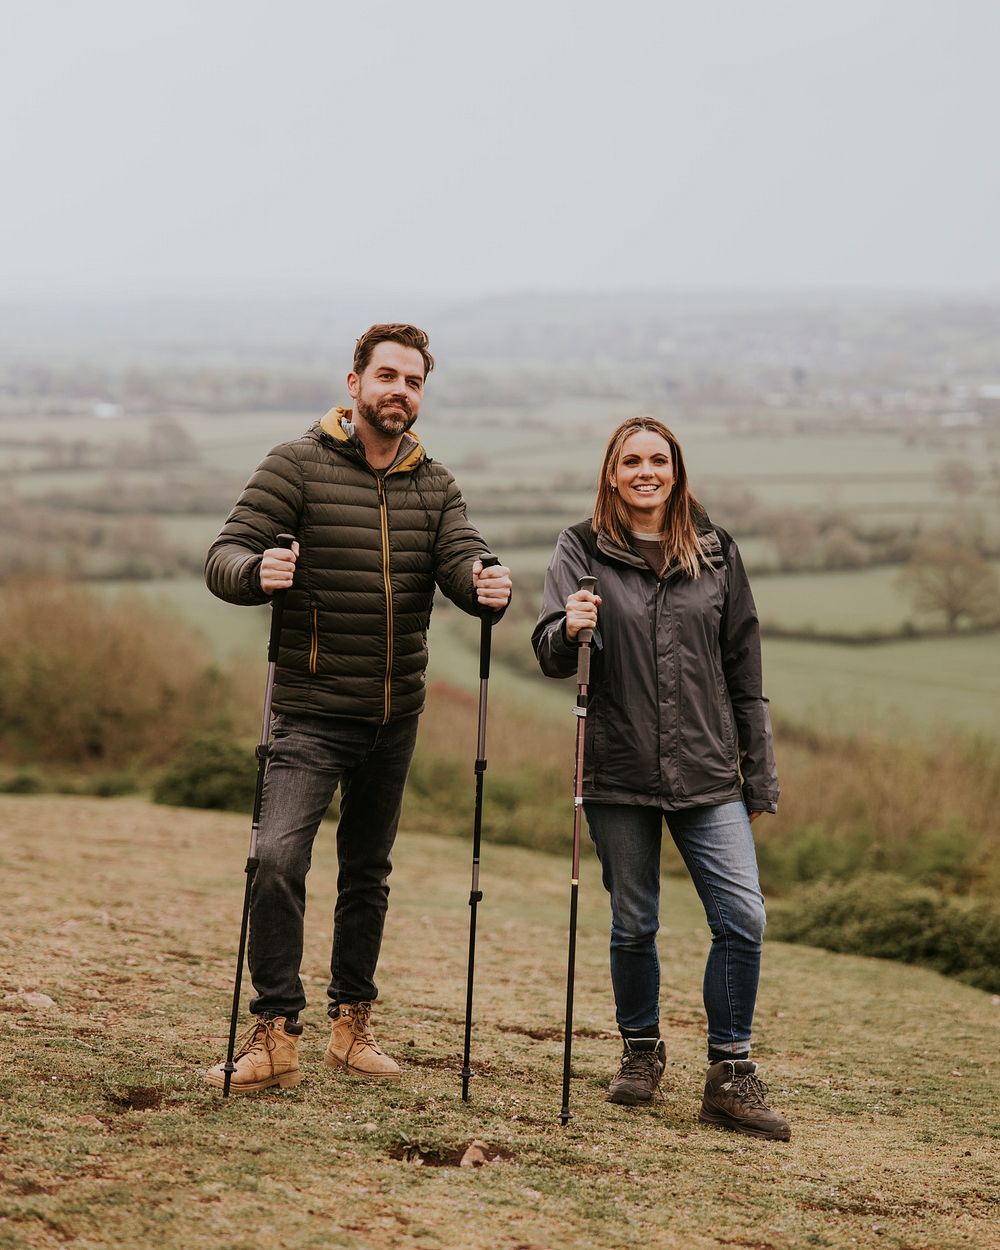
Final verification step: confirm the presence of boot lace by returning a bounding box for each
[615,1048,663,1092]
[730,1069,771,1109]
[345,1002,383,1052]
[232,1018,275,1062]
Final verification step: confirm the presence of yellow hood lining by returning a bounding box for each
[320,407,425,474]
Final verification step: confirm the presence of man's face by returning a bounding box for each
[348,341,426,440]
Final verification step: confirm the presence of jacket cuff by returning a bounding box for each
[553,618,581,656]
[742,784,778,815]
[240,554,271,605]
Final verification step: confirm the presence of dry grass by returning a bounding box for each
[0,579,240,769]
[1,795,998,1250]
[766,721,1000,894]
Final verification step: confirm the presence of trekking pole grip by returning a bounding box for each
[478,553,500,679]
[576,575,597,687]
[577,576,597,645]
[267,533,297,662]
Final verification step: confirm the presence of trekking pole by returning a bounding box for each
[559,574,597,1126]
[221,532,297,1098]
[461,553,500,1102]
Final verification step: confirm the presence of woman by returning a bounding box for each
[532,415,789,1141]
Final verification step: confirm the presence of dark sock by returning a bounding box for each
[620,1025,661,1051]
[708,1049,749,1066]
[258,1012,302,1035]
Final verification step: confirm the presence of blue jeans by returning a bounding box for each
[247,711,419,1020]
[585,800,765,1055]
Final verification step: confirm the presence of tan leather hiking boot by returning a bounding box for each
[699,1060,790,1141]
[204,1017,302,1094]
[323,1001,400,1079]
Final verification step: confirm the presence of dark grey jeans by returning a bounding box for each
[247,711,419,1021]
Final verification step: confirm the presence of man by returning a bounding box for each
[204,323,511,1093]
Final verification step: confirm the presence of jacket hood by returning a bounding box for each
[595,520,725,580]
[318,407,426,474]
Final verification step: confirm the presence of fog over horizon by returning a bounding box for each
[3,0,1000,305]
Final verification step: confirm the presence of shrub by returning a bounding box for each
[0,768,47,794]
[86,772,140,798]
[0,578,236,768]
[152,733,255,812]
[768,873,1000,993]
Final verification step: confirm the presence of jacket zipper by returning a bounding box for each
[375,474,393,724]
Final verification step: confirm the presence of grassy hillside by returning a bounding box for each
[1,795,997,1250]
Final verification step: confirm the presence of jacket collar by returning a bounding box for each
[318,407,426,475]
[596,523,724,580]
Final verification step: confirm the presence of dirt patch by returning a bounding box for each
[405,1054,498,1076]
[105,1085,164,1112]
[390,1138,516,1168]
[14,1179,57,1196]
[497,1023,615,1041]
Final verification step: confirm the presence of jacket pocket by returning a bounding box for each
[308,606,319,675]
[716,670,737,752]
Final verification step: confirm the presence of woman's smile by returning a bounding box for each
[614,430,675,525]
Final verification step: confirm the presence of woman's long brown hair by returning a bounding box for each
[592,416,705,578]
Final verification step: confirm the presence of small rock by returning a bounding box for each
[22,992,57,1010]
[459,1139,492,1168]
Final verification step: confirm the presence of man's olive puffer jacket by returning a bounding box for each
[206,409,493,723]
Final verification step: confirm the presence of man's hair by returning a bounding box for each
[353,324,435,378]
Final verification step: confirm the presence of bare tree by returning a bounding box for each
[822,527,868,570]
[770,511,819,571]
[898,539,1000,632]
[938,458,977,498]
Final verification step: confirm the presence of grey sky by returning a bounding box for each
[3,0,998,298]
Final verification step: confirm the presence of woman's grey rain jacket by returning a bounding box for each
[531,519,779,813]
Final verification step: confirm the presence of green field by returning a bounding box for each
[761,633,1000,738]
[750,564,1000,634]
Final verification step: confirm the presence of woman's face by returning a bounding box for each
[613,430,674,527]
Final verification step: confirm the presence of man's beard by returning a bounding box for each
[356,395,417,438]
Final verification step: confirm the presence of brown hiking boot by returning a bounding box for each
[607,1038,666,1105]
[323,1001,400,1079]
[204,1016,302,1094]
[699,1060,790,1140]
